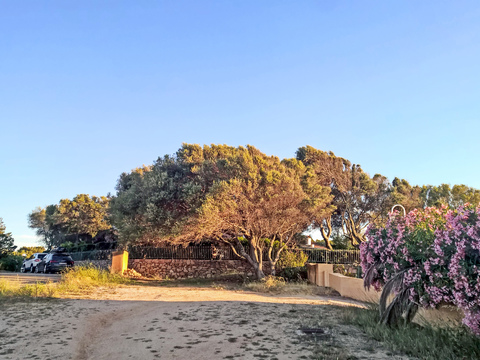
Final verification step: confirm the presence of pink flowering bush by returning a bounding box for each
[361,204,480,335]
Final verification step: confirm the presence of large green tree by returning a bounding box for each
[296,146,391,247]
[422,183,480,208]
[388,178,423,213]
[181,147,332,278]
[29,195,112,249]
[56,194,111,241]
[387,180,480,212]
[111,144,333,279]
[16,246,46,257]
[110,143,480,273]
[28,205,66,248]
[0,218,16,257]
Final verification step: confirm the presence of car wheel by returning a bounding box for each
[30,265,34,273]
[34,266,39,273]
[20,265,25,273]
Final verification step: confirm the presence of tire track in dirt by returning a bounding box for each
[74,301,151,360]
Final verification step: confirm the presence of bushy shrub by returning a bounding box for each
[277,249,308,269]
[361,204,480,335]
[275,250,308,281]
[0,254,23,272]
[278,266,307,281]
[331,234,355,250]
[333,264,360,278]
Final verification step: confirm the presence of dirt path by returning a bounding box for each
[0,286,412,360]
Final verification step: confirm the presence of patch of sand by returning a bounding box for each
[0,286,412,360]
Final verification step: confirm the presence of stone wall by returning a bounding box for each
[128,259,256,279]
[75,260,110,270]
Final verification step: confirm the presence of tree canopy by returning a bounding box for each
[110,144,333,278]
[16,246,46,257]
[110,143,480,278]
[0,218,16,258]
[296,146,391,247]
[29,194,113,249]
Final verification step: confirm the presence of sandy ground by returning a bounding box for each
[0,286,412,360]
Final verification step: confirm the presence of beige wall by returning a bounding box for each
[306,263,333,287]
[306,263,464,326]
[307,263,380,302]
[328,273,381,302]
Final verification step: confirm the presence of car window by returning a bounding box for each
[52,254,72,261]
[38,254,47,259]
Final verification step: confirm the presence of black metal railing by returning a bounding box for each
[302,249,360,264]
[126,245,360,264]
[127,245,240,260]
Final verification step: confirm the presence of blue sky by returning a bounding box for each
[1,1,480,248]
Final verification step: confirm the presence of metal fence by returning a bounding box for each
[127,245,239,260]
[69,250,113,262]
[125,245,360,264]
[302,249,360,264]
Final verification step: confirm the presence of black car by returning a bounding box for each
[38,252,74,273]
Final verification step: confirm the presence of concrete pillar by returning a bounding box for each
[316,264,333,287]
[307,263,316,284]
[111,250,129,274]
[307,263,333,287]
[315,269,325,286]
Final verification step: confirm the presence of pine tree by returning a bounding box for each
[0,218,16,257]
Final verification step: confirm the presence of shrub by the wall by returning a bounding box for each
[277,249,308,269]
[361,204,480,335]
[278,266,307,281]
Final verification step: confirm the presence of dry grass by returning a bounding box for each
[243,276,339,296]
[0,266,131,300]
[0,279,57,299]
[342,303,480,360]
[58,266,130,294]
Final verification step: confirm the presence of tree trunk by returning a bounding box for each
[232,237,266,280]
[319,217,333,250]
[270,261,276,276]
[342,211,366,247]
[324,237,333,250]
[268,242,288,278]
[255,266,266,280]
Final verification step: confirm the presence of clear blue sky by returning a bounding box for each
[1,1,480,248]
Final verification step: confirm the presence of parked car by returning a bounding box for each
[20,253,48,273]
[37,252,74,274]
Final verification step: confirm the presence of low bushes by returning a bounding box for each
[0,254,23,272]
[0,279,56,299]
[278,266,307,281]
[277,249,308,281]
[0,265,130,300]
[59,265,131,293]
